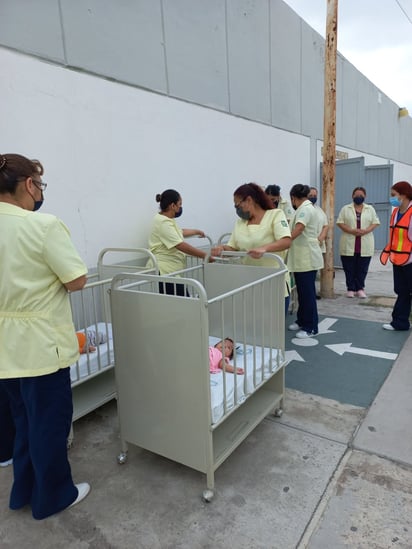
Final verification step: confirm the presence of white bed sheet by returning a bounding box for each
[209,336,283,424]
[70,323,113,384]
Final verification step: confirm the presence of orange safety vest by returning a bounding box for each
[380,206,412,266]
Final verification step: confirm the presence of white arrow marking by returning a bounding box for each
[285,350,305,364]
[325,343,398,361]
[317,317,338,335]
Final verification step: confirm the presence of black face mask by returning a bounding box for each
[28,189,44,211]
[273,200,279,208]
[353,196,364,205]
[174,206,183,218]
[33,198,44,211]
[308,196,317,205]
[235,206,251,220]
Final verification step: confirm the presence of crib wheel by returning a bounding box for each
[202,489,214,503]
[274,408,283,418]
[117,452,128,465]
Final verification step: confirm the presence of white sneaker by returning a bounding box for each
[296,330,315,339]
[356,289,367,298]
[69,483,90,508]
[382,324,395,331]
[288,322,300,331]
[346,291,355,298]
[0,458,13,467]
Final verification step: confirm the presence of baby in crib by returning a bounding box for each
[76,328,107,354]
[209,338,244,375]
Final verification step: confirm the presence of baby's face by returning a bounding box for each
[216,340,234,358]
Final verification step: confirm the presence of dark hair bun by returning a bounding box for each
[155,194,161,203]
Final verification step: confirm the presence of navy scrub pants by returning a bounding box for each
[340,253,371,292]
[391,263,412,330]
[0,383,15,462]
[0,367,78,520]
[294,270,319,334]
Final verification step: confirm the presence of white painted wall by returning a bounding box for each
[3,48,411,267]
[1,48,311,267]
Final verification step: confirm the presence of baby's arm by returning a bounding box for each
[218,358,244,375]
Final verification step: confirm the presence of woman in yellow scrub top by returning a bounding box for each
[0,153,90,519]
[212,182,291,314]
[148,189,208,295]
[287,184,324,338]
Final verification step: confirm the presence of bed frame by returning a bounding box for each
[110,254,287,501]
[68,248,158,440]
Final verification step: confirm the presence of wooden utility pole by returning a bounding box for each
[320,0,338,298]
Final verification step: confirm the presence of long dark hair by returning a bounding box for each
[234,182,274,210]
[0,153,43,194]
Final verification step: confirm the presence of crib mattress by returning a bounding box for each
[209,337,282,424]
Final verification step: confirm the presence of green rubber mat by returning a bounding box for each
[285,316,410,408]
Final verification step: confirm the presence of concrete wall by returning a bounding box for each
[0,0,411,165]
[1,2,412,267]
[0,48,310,266]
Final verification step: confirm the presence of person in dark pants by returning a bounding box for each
[381,181,412,331]
[0,153,90,520]
[148,189,209,296]
[336,187,380,299]
[287,184,324,338]
[0,384,15,467]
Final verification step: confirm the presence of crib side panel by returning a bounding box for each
[205,263,285,350]
[111,288,212,473]
[69,278,115,420]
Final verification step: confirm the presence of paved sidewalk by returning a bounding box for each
[0,253,411,548]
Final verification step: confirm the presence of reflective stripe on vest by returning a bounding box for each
[380,206,412,266]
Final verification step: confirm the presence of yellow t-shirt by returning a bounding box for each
[227,209,291,295]
[148,213,186,274]
[0,203,87,378]
[287,200,324,272]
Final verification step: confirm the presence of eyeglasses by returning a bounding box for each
[234,198,246,209]
[33,180,47,191]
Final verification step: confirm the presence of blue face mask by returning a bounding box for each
[389,196,401,208]
[235,206,251,220]
[353,196,364,205]
[308,196,317,205]
[174,206,183,218]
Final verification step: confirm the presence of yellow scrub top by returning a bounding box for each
[148,213,186,274]
[313,205,328,253]
[279,198,294,224]
[287,200,324,272]
[0,203,87,378]
[228,208,291,295]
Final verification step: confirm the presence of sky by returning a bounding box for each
[283,0,412,113]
